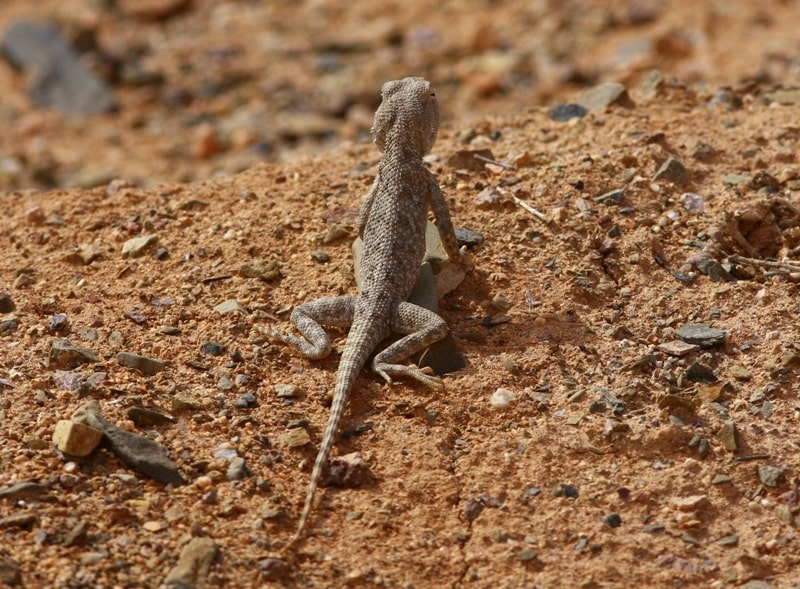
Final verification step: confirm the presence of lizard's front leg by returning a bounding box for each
[268,296,356,360]
[372,301,448,390]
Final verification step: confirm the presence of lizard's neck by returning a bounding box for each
[380,121,427,162]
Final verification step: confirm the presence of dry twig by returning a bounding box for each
[728,254,800,272]
[510,194,548,221]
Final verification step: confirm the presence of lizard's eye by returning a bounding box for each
[430,92,436,97]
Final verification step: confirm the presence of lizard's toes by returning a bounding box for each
[256,325,285,342]
[376,370,395,386]
[412,370,444,391]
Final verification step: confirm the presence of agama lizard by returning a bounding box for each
[270,77,467,547]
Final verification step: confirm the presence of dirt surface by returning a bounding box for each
[2,1,800,588]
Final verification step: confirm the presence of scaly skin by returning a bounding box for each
[271,77,464,548]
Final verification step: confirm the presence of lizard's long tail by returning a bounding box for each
[286,316,384,548]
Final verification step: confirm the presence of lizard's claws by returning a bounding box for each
[458,245,475,270]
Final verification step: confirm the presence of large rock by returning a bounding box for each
[73,401,183,485]
[1,21,116,115]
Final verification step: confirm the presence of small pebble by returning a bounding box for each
[281,428,311,448]
[309,250,330,263]
[490,388,516,408]
[116,352,165,375]
[548,103,588,122]
[680,192,705,213]
[121,235,157,258]
[47,313,70,334]
[716,535,739,547]
[516,548,538,562]
[217,376,235,391]
[274,384,301,399]
[758,464,785,487]
[214,299,245,315]
[226,457,250,481]
[234,392,257,408]
[718,421,737,452]
[200,341,226,356]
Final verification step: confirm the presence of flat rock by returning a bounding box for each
[1,21,116,115]
[722,173,748,186]
[454,226,484,247]
[127,406,175,427]
[73,401,183,485]
[239,259,280,281]
[577,82,634,110]
[116,352,166,375]
[274,383,301,399]
[0,481,50,501]
[281,427,311,448]
[671,494,710,511]
[121,235,158,258]
[172,393,205,412]
[52,370,84,391]
[52,420,102,457]
[677,323,726,348]
[163,537,218,588]
[658,340,699,357]
[213,299,245,315]
[48,339,98,369]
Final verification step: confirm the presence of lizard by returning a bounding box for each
[270,77,467,547]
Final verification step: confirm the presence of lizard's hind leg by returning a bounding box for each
[373,301,448,390]
[269,296,356,360]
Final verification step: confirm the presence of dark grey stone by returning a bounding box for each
[654,157,688,185]
[78,403,182,486]
[548,103,588,122]
[200,341,226,356]
[2,21,116,115]
[677,323,726,348]
[116,352,166,375]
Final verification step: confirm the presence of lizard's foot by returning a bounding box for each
[458,245,475,270]
[414,364,436,376]
[375,363,444,391]
[255,325,332,360]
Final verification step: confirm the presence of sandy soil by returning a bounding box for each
[2,1,800,588]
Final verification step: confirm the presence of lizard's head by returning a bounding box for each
[372,77,439,156]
